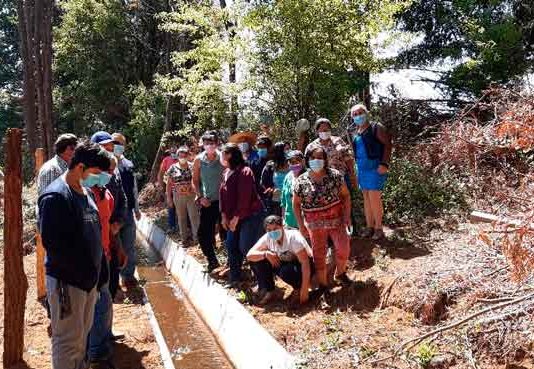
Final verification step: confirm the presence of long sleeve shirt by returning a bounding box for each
[219,165,263,220]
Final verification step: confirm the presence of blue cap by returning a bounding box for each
[90,131,114,145]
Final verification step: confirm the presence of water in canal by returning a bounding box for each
[136,237,233,369]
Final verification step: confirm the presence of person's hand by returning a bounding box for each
[299,287,309,304]
[135,210,141,221]
[377,164,389,175]
[221,215,229,230]
[110,222,122,235]
[229,216,239,232]
[263,187,274,195]
[200,197,211,208]
[265,251,281,268]
[166,196,173,208]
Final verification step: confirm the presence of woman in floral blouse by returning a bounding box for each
[166,146,200,247]
[293,146,352,288]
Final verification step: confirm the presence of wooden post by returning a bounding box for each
[35,148,46,300]
[3,128,29,368]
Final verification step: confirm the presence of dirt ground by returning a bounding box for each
[0,186,164,369]
[143,193,533,369]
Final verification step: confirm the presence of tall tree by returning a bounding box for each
[397,0,534,99]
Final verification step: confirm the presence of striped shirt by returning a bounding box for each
[37,155,69,196]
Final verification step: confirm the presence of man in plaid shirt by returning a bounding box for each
[37,134,78,196]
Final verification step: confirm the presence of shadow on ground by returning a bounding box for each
[113,342,151,369]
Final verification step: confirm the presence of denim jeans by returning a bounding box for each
[225,211,265,282]
[167,205,177,230]
[119,210,137,280]
[88,282,113,361]
[46,276,97,369]
[251,258,315,291]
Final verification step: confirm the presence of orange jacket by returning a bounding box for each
[91,187,114,261]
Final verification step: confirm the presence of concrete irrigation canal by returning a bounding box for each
[135,216,294,369]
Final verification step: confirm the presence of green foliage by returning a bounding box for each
[245,0,410,126]
[124,84,166,183]
[414,342,437,367]
[397,0,533,98]
[54,0,137,132]
[383,157,467,224]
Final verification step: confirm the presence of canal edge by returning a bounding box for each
[136,214,296,369]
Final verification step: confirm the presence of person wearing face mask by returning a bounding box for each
[260,142,290,216]
[247,215,313,305]
[166,146,200,247]
[91,132,128,304]
[228,130,264,183]
[192,131,225,272]
[87,155,117,368]
[305,118,357,189]
[219,143,265,289]
[350,104,392,241]
[293,146,352,290]
[158,145,179,233]
[280,150,306,229]
[38,141,111,369]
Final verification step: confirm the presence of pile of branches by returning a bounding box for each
[414,85,534,282]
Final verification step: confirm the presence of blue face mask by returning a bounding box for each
[81,173,101,188]
[353,114,366,126]
[308,159,325,172]
[98,172,112,187]
[258,148,268,158]
[268,229,283,241]
[171,153,178,159]
[113,144,125,157]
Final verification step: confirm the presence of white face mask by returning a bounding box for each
[238,142,249,153]
[178,158,188,165]
[318,131,331,141]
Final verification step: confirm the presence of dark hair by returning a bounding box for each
[305,146,328,169]
[202,130,219,143]
[264,215,283,228]
[55,133,78,155]
[69,140,111,171]
[257,135,272,148]
[314,118,332,131]
[272,142,286,169]
[222,143,245,169]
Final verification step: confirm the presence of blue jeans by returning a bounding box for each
[119,210,137,280]
[225,211,265,282]
[88,282,113,361]
[167,206,177,230]
[251,258,315,291]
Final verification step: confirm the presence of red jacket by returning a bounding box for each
[91,187,114,261]
[220,165,263,220]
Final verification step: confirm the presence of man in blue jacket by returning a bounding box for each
[38,141,111,369]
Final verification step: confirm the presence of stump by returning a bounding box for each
[35,148,46,300]
[3,128,29,368]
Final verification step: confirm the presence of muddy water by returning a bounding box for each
[136,240,233,369]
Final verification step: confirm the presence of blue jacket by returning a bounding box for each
[38,177,103,292]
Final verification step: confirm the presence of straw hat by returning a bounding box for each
[228,131,257,146]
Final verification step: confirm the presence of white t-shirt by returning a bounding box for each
[254,229,313,261]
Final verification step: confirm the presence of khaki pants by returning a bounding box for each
[173,192,200,243]
[46,276,98,369]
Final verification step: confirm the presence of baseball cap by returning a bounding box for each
[90,131,114,145]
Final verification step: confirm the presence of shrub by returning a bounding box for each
[383,158,467,224]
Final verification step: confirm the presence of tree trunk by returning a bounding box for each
[219,0,238,133]
[3,128,29,368]
[149,96,173,183]
[17,0,39,160]
[35,148,47,301]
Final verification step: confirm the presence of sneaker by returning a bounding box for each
[110,332,125,342]
[257,291,275,306]
[360,227,374,238]
[372,229,385,241]
[206,262,220,274]
[122,277,139,289]
[224,280,242,290]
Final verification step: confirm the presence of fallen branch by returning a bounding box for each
[369,292,534,364]
[379,276,400,310]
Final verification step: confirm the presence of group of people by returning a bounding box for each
[156,103,392,306]
[36,103,391,369]
[37,131,141,369]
